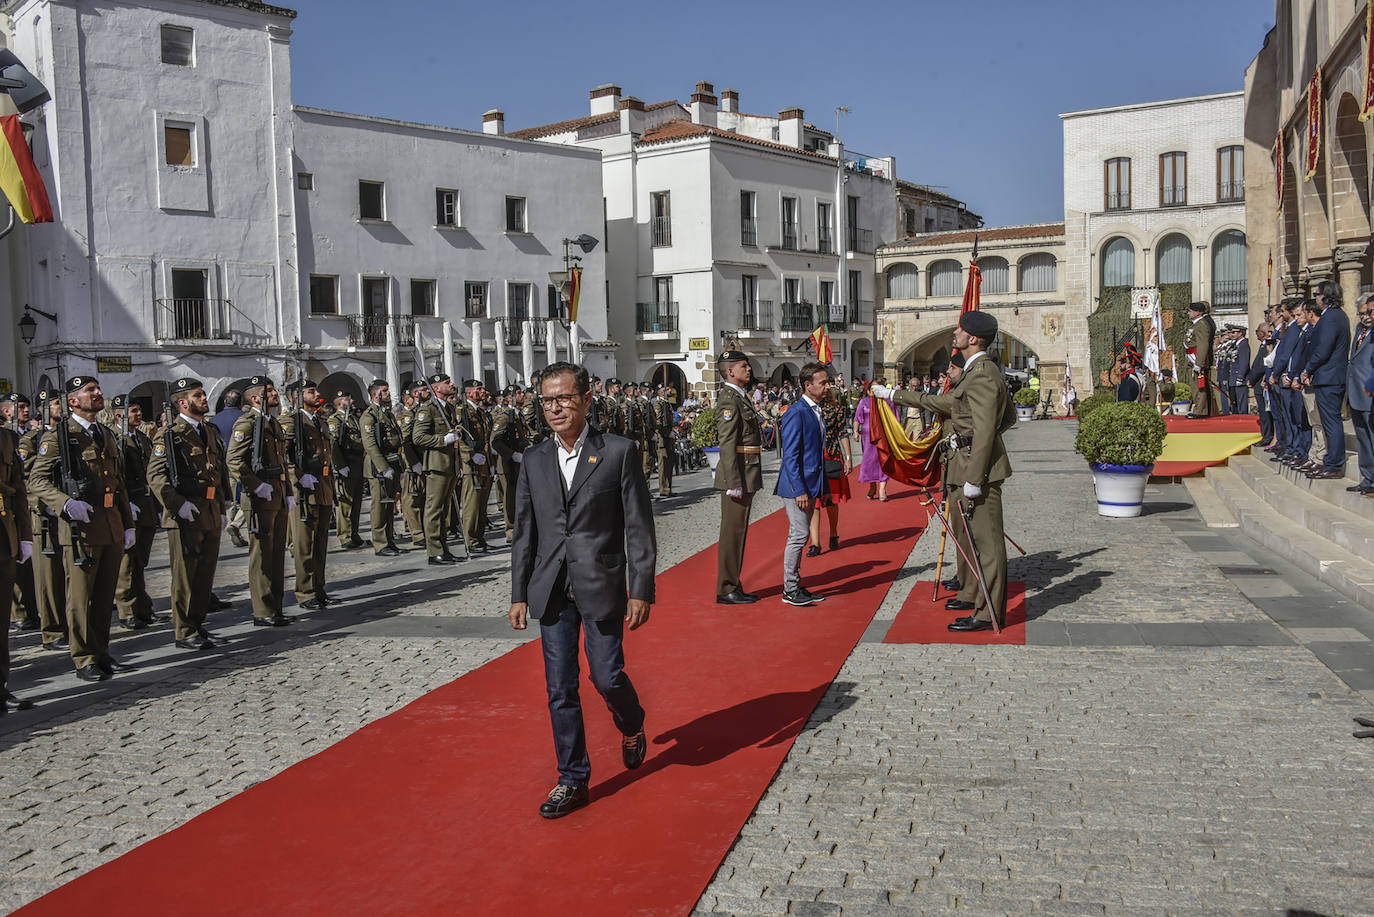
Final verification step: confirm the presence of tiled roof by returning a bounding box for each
[900,223,1065,247]
[636,119,834,160]
[507,101,680,140]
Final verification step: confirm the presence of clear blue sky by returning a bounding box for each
[287,0,1272,227]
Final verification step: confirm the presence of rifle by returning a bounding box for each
[53,369,94,569]
[162,386,202,560]
[248,375,284,538]
[290,384,314,527]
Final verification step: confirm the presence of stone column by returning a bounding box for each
[442,321,456,381]
[521,322,535,383]
[469,321,482,383]
[1335,243,1368,333]
[493,321,508,391]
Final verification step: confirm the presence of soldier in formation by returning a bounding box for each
[328,390,366,549]
[281,379,335,610]
[361,379,404,556]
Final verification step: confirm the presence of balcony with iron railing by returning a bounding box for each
[504,318,526,346]
[739,299,774,333]
[345,313,416,348]
[1219,179,1244,202]
[740,218,757,246]
[636,301,679,334]
[823,304,847,332]
[780,224,799,251]
[1161,186,1187,206]
[780,301,813,332]
[154,298,233,342]
[818,230,834,254]
[529,321,548,346]
[1105,191,1131,211]
[847,227,874,254]
[1212,279,1247,308]
[651,217,672,247]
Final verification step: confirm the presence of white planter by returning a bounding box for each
[1089,462,1154,517]
[704,446,720,472]
[1016,405,1035,421]
[1171,401,1191,415]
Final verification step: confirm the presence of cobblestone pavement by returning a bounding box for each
[5,422,1374,915]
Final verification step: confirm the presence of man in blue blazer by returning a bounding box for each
[775,362,830,607]
[1346,294,1374,493]
[1267,302,1301,461]
[508,362,656,819]
[1300,281,1351,477]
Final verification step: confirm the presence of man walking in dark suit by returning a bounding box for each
[775,362,830,607]
[508,362,656,820]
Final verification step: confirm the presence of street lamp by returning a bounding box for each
[548,233,599,329]
[17,304,56,344]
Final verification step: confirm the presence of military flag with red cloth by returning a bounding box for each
[0,114,52,224]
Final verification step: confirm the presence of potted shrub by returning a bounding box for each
[691,408,721,471]
[1075,391,1114,422]
[1074,401,1167,517]
[1013,386,1039,420]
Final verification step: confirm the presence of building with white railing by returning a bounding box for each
[504,82,901,392]
[0,0,609,405]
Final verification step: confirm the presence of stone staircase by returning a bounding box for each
[1192,429,1374,612]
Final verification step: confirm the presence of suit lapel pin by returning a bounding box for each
[588,456,598,464]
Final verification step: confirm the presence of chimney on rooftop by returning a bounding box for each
[779,107,803,148]
[482,109,505,135]
[590,83,622,116]
[720,89,739,114]
[690,80,717,127]
[619,95,646,135]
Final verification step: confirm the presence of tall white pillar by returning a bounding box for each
[470,320,482,382]
[569,321,582,364]
[384,322,401,401]
[546,319,560,365]
[521,322,536,384]
[441,321,455,381]
[494,321,509,390]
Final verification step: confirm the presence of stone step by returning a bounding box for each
[1180,474,1238,528]
[1206,462,1374,613]
[1228,453,1374,558]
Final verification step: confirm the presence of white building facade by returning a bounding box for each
[0,0,608,405]
[507,83,900,392]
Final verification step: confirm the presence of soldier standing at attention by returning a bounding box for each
[873,311,1014,632]
[281,379,336,611]
[361,379,403,556]
[29,376,136,681]
[398,383,427,548]
[1186,300,1218,419]
[523,378,551,446]
[20,393,67,651]
[327,391,365,549]
[714,351,763,605]
[111,395,161,630]
[227,376,295,627]
[652,384,675,498]
[605,378,627,435]
[0,416,35,710]
[148,377,228,650]
[4,394,38,634]
[411,373,462,565]
[637,383,657,484]
[458,379,493,552]
[490,385,529,544]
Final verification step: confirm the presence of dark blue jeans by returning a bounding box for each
[1352,406,1374,485]
[1283,388,1311,456]
[1254,386,1273,445]
[539,594,644,787]
[1314,384,1347,471]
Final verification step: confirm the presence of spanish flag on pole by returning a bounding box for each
[0,115,52,224]
[567,266,582,324]
[810,324,833,364]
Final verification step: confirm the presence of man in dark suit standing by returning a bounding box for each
[508,362,655,820]
[1228,325,1252,415]
[775,362,829,607]
[1300,280,1351,479]
[1346,294,1374,494]
[1246,323,1275,446]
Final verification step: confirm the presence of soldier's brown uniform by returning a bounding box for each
[398,399,426,544]
[281,407,335,605]
[360,401,403,552]
[0,427,33,695]
[489,402,528,542]
[411,397,460,558]
[457,400,493,547]
[653,396,675,497]
[18,424,66,646]
[29,417,134,672]
[115,424,159,625]
[227,409,290,620]
[713,383,764,597]
[637,395,656,482]
[328,407,365,546]
[147,416,228,641]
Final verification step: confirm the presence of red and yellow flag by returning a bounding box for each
[0,115,52,224]
[567,266,582,324]
[810,324,833,364]
[960,259,981,315]
[1362,1,1374,122]
[868,396,941,488]
[1305,66,1322,181]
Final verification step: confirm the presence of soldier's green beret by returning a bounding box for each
[172,377,203,393]
[65,375,96,393]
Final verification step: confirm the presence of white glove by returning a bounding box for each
[726,487,743,499]
[471,453,486,465]
[513,452,523,463]
[63,499,93,523]
[254,482,274,500]
[130,503,140,522]
[383,467,395,480]
[963,482,982,499]
[411,463,423,474]
[18,541,32,564]
[286,495,296,512]
[300,473,318,490]
[870,384,893,400]
[443,432,459,446]
[123,528,135,550]
[177,502,199,522]
[337,466,350,478]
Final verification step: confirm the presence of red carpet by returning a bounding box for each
[883,581,1027,645]
[16,479,928,917]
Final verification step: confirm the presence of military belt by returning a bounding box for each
[736,445,762,454]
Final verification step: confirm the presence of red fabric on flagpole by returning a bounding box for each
[960,260,981,315]
[810,325,833,364]
[0,115,53,224]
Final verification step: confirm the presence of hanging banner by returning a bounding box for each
[1275,131,1284,215]
[1362,1,1374,121]
[1305,67,1322,181]
[567,266,582,324]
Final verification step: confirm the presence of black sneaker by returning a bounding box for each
[799,587,826,604]
[782,590,815,607]
[622,729,647,770]
[539,783,589,819]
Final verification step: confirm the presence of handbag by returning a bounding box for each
[823,456,843,479]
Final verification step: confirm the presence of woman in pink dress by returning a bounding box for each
[853,385,892,501]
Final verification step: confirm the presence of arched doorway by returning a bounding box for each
[649,362,687,403]
[129,380,171,424]
[1156,233,1192,286]
[1101,236,1135,290]
[214,377,253,413]
[769,363,798,387]
[1210,230,1247,311]
[896,325,1040,378]
[318,372,364,409]
[849,338,872,382]
[1333,93,1372,241]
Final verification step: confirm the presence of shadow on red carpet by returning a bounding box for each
[882,581,1027,645]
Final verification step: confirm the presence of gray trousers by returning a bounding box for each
[782,498,815,595]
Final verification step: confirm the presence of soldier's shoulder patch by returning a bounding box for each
[722,410,734,421]
[18,447,29,460]
[233,430,246,442]
[153,444,166,457]
[363,424,374,432]
[38,442,48,456]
